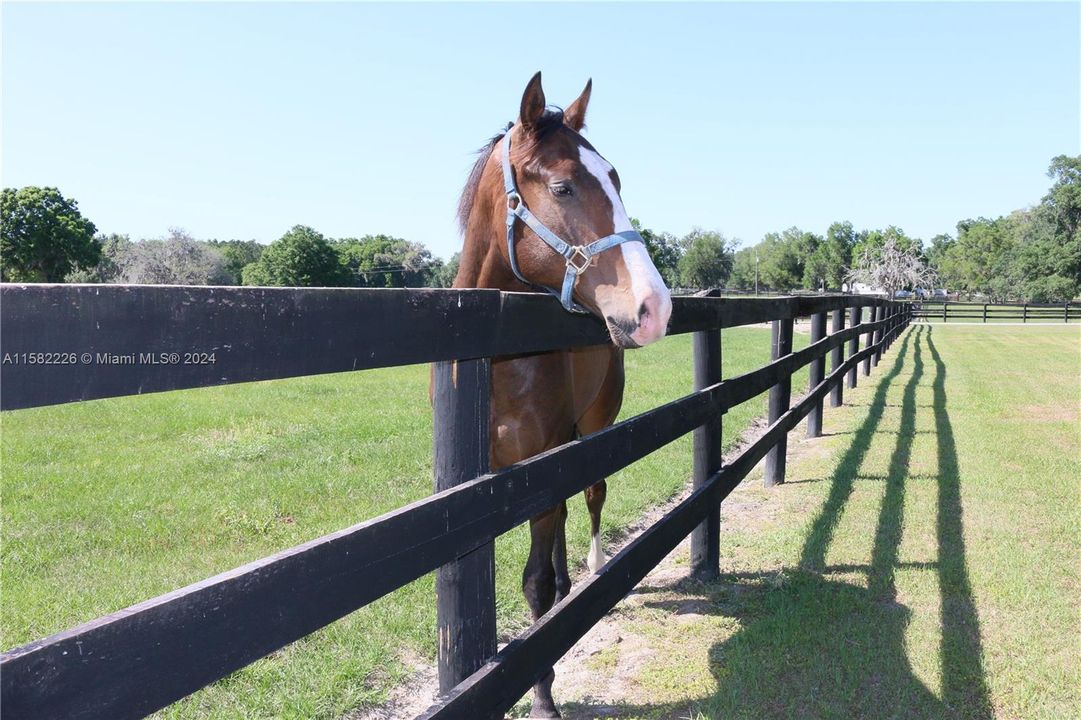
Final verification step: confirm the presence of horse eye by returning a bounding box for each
[550,183,574,198]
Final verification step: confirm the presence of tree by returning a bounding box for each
[121,228,232,285]
[806,221,858,289]
[926,157,1081,302]
[934,218,1012,299]
[65,233,130,283]
[242,225,350,287]
[333,235,439,287]
[755,227,819,291]
[206,239,264,284]
[68,229,232,285]
[677,229,733,289]
[1044,155,1081,244]
[729,246,759,291]
[428,252,460,288]
[846,235,935,298]
[1,186,100,282]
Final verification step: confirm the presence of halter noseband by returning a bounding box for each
[501,130,645,313]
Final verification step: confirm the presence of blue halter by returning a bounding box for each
[501,130,645,313]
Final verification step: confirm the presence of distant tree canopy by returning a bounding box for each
[15,154,1077,300]
[930,156,1080,302]
[333,235,440,288]
[205,239,264,282]
[69,228,231,285]
[1,186,100,282]
[677,228,734,289]
[241,225,350,287]
[429,252,460,288]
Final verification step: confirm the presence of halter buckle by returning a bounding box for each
[566,246,593,275]
[506,191,522,211]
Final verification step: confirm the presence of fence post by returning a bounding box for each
[830,308,844,407]
[1023,303,1028,323]
[872,302,884,367]
[764,316,793,487]
[847,305,861,389]
[690,328,721,580]
[807,311,826,438]
[1066,303,1070,323]
[943,301,948,323]
[983,303,988,323]
[862,304,875,376]
[432,357,497,700]
[886,303,894,350]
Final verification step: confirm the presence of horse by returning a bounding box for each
[451,72,672,718]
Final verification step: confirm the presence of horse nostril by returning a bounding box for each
[638,302,650,321]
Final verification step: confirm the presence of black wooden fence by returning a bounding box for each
[0,285,910,720]
[912,300,1080,323]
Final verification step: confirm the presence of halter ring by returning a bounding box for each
[566,246,593,275]
[506,192,522,210]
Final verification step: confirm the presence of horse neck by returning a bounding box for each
[454,184,530,292]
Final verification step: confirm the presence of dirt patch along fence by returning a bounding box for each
[0,285,909,720]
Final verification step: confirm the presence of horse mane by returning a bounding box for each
[456,109,566,234]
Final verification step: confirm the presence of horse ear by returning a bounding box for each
[564,78,592,132]
[519,71,546,129]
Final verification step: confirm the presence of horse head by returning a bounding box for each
[458,72,672,348]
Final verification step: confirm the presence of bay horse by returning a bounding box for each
[451,72,672,717]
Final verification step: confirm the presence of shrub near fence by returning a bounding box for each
[0,284,910,720]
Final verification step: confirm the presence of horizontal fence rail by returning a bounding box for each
[0,283,908,720]
[911,300,1080,323]
[419,327,899,719]
[1,285,884,411]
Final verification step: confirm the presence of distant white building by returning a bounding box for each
[844,282,946,298]
[845,281,886,296]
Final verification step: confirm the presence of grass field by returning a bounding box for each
[0,325,809,719]
[547,324,1079,720]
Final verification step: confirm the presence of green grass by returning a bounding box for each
[0,325,808,719]
[555,324,1079,720]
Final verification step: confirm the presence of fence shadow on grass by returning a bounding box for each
[563,325,993,719]
[926,326,993,718]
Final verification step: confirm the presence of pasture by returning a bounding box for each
[1,325,808,719]
[539,324,1079,720]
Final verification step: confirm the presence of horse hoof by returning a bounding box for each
[528,701,561,718]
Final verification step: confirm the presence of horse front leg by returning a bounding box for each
[584,480,607,572]
[523,506,564,718]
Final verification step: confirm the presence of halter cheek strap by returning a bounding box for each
[501,130,644,313]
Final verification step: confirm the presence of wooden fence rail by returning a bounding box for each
[910,300,1080,323]
[0,284,907,720]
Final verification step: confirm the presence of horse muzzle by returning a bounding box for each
[605,291,672,349]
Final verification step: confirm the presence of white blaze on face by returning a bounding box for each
[578,145,673,345]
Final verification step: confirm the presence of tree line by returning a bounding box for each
[2,155,1077,301]
[0,191,455,288]
[634,155,1080,302]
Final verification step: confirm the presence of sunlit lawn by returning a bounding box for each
[1,325,808,719]
[552,324,1079,720]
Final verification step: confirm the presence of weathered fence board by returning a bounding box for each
[0,285,887,411]
[0,285,906,720]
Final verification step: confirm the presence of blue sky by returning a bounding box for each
[3,2,1078,260]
